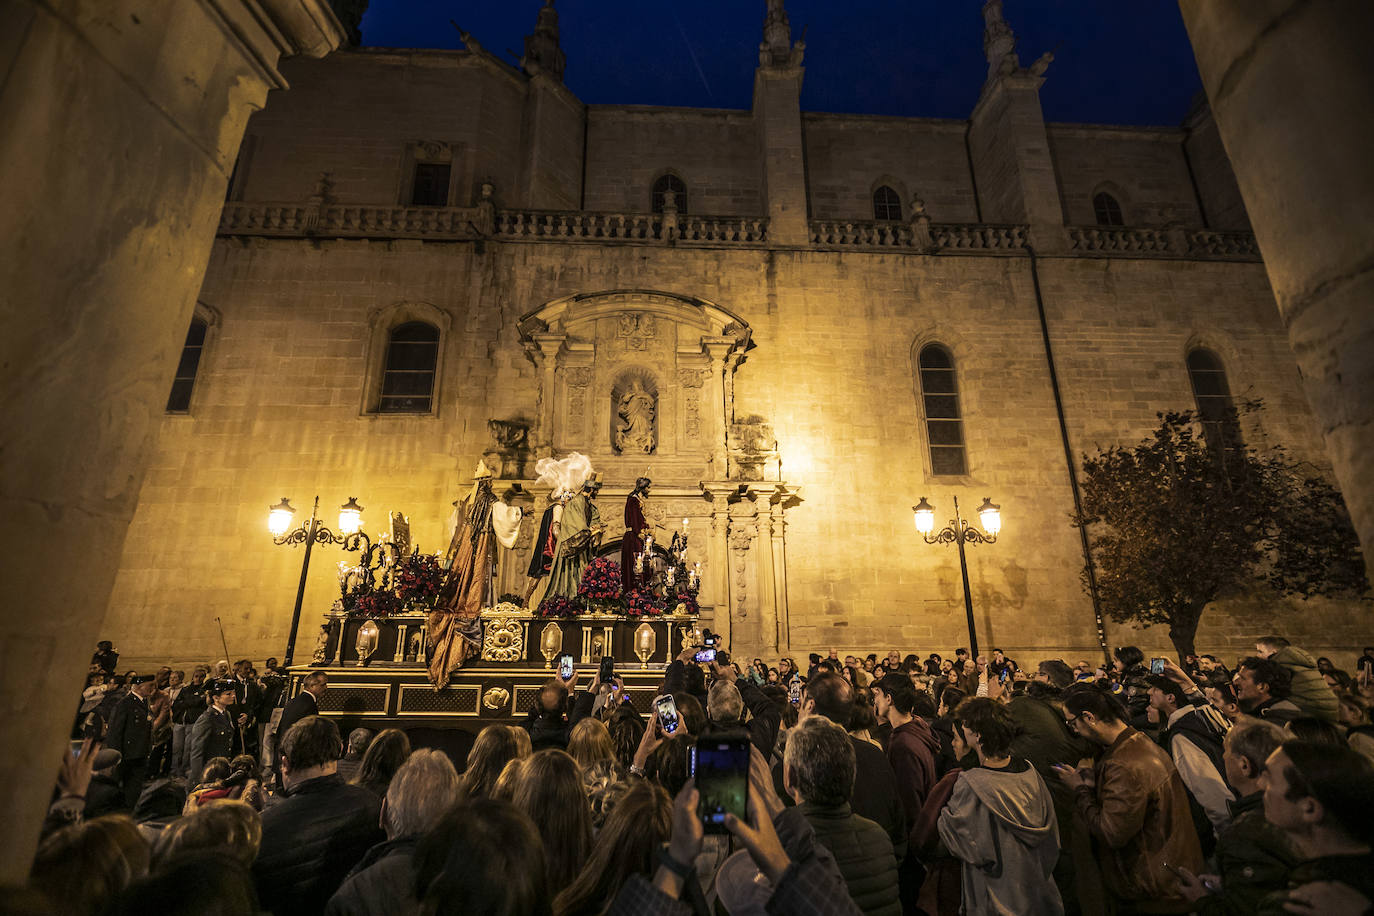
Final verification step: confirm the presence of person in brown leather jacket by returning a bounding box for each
[1053,684,1204,914]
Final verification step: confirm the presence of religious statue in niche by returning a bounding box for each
[614,381,656,454]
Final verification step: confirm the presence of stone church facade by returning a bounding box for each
[104,1,1365,667]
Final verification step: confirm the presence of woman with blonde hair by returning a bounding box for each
[509,749,593,893]
[566,717,615,770]
[152,800,261,869]
[29,814,149,915]
[459,725,530,800]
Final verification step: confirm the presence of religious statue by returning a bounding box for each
[545,474,604,600]
[621,476,652,594]
[427,460,521,689]
[523,497,561,603]
[614,381,656,454]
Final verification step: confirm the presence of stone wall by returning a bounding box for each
[104,237,1368,670]
[1047,126,1205,227]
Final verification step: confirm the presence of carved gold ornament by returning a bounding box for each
[482,687,510,711]
[481,616,525,663]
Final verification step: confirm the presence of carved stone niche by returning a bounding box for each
[517,290,751,481]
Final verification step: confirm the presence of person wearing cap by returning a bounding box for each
[1256,740,1374,914]
[1146,674,1234,840]
[189,678,238,785]
[106,672,157,808]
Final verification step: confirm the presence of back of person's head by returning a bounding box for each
[106,852,259,916]
[953,698,1017,758]
[567,718,615,770]
[511,750,592,890]
[938,685,966,715]
[805,672,852,724]
[30,815,149,916]
[539,679,569,714]
[345,727,375,759]
[911,690,937,720]
[1225,718,1286,776]
[605,706,644,770]
[357,728,412,791]
[681,663,706,699]
[386,748,461,839]
[280,715,343,771]
[1239,656,1293,699]
[462,726,527,800]
[416,799,551,916]
[875,673,918,714]
[552,781,671,916]
[647,733,694,796]
[672,692,707,736]
[784,716,855,807]
[1277,740,1374,844]
[1284,717,1347,747]
[228,754,259,781]
[492,757,526,802]
[1037,659,1074,690]
[200,757,232,786]
[1256,635,1291,653]
[133,779,186,823]
[1113,645,1144,669]
[848,694,879,734]
[1062,684,1126,724]
[152,801,261,870]
[707,681,744,725]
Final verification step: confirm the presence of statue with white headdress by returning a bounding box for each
[532,452,604,603]
[427,459,522,688]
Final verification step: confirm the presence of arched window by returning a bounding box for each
[1187,348,1242,451]
[873,185,902,221]
[1093,192,1125,226]
[918,344,966,476]
[379,322,440,413]
[651,174,687,214]
[166,317,208,413]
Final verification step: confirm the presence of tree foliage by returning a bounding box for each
[1074,404,1367,656]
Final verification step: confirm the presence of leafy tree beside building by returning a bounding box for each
[1075,404,1368,659]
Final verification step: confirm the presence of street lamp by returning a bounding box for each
[912,495,1001,659]
[269,496,372,666]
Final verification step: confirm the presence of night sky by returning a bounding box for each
[359,1,1203,126]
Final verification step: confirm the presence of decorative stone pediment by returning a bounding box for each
[517,290,751,480]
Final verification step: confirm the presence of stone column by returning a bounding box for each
[1179,2,1374,567]
[703,484,736,648]
[0,0,344,880]
[530,333,566,456]
[702,338,734,477]
[753,493,779,655]
[771,485,797,652]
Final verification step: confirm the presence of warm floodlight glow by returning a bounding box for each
[338,497,364,535]
[912,497,936,535]
[268,498,296,537]
[977,497,1002,536]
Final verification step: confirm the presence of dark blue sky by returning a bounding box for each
[360,1,1203,126]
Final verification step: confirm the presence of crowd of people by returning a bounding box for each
[12,635,1374,915]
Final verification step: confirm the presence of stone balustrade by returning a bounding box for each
[218,202,1258,261]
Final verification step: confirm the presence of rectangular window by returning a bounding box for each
[166,319,207,413]
[411,163,451,207]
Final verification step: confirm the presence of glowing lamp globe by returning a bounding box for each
[977,498,1002,536]
[912,497,936,535]
[338,497,364,536]
[268,498,296,537]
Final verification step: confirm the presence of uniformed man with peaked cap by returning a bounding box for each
[188,678,238,785]
[105,673,156,808]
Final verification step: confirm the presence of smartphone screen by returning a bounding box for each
[598,655,614,683]
[999,668,1010,683]
[704,634,717,648]
[691,736,750,833]
[558,654,574,680]
[655,695,680,735]
[787,678,802,705]
[694,647,717,664]
[1150,657,1166,675]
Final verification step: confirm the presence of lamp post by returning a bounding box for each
[912,495,1002,659]
[269,495,369,666]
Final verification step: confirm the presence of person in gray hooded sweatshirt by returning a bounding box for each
[937,697,1064,916]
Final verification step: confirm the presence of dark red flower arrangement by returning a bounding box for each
[625,588,663,617]
[537,594,584,618]
[577,557,623,602]
[394,553,444,608]
[351,588,403,618]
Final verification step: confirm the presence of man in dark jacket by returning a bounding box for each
[1175,718,1297,915]
[106,673,156,808]
[782,715,901,915]
[255,715,385,916]
[872,673,939,828]
[274,670,328,783]
[794,672,907,861]
[325,748,461,916]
